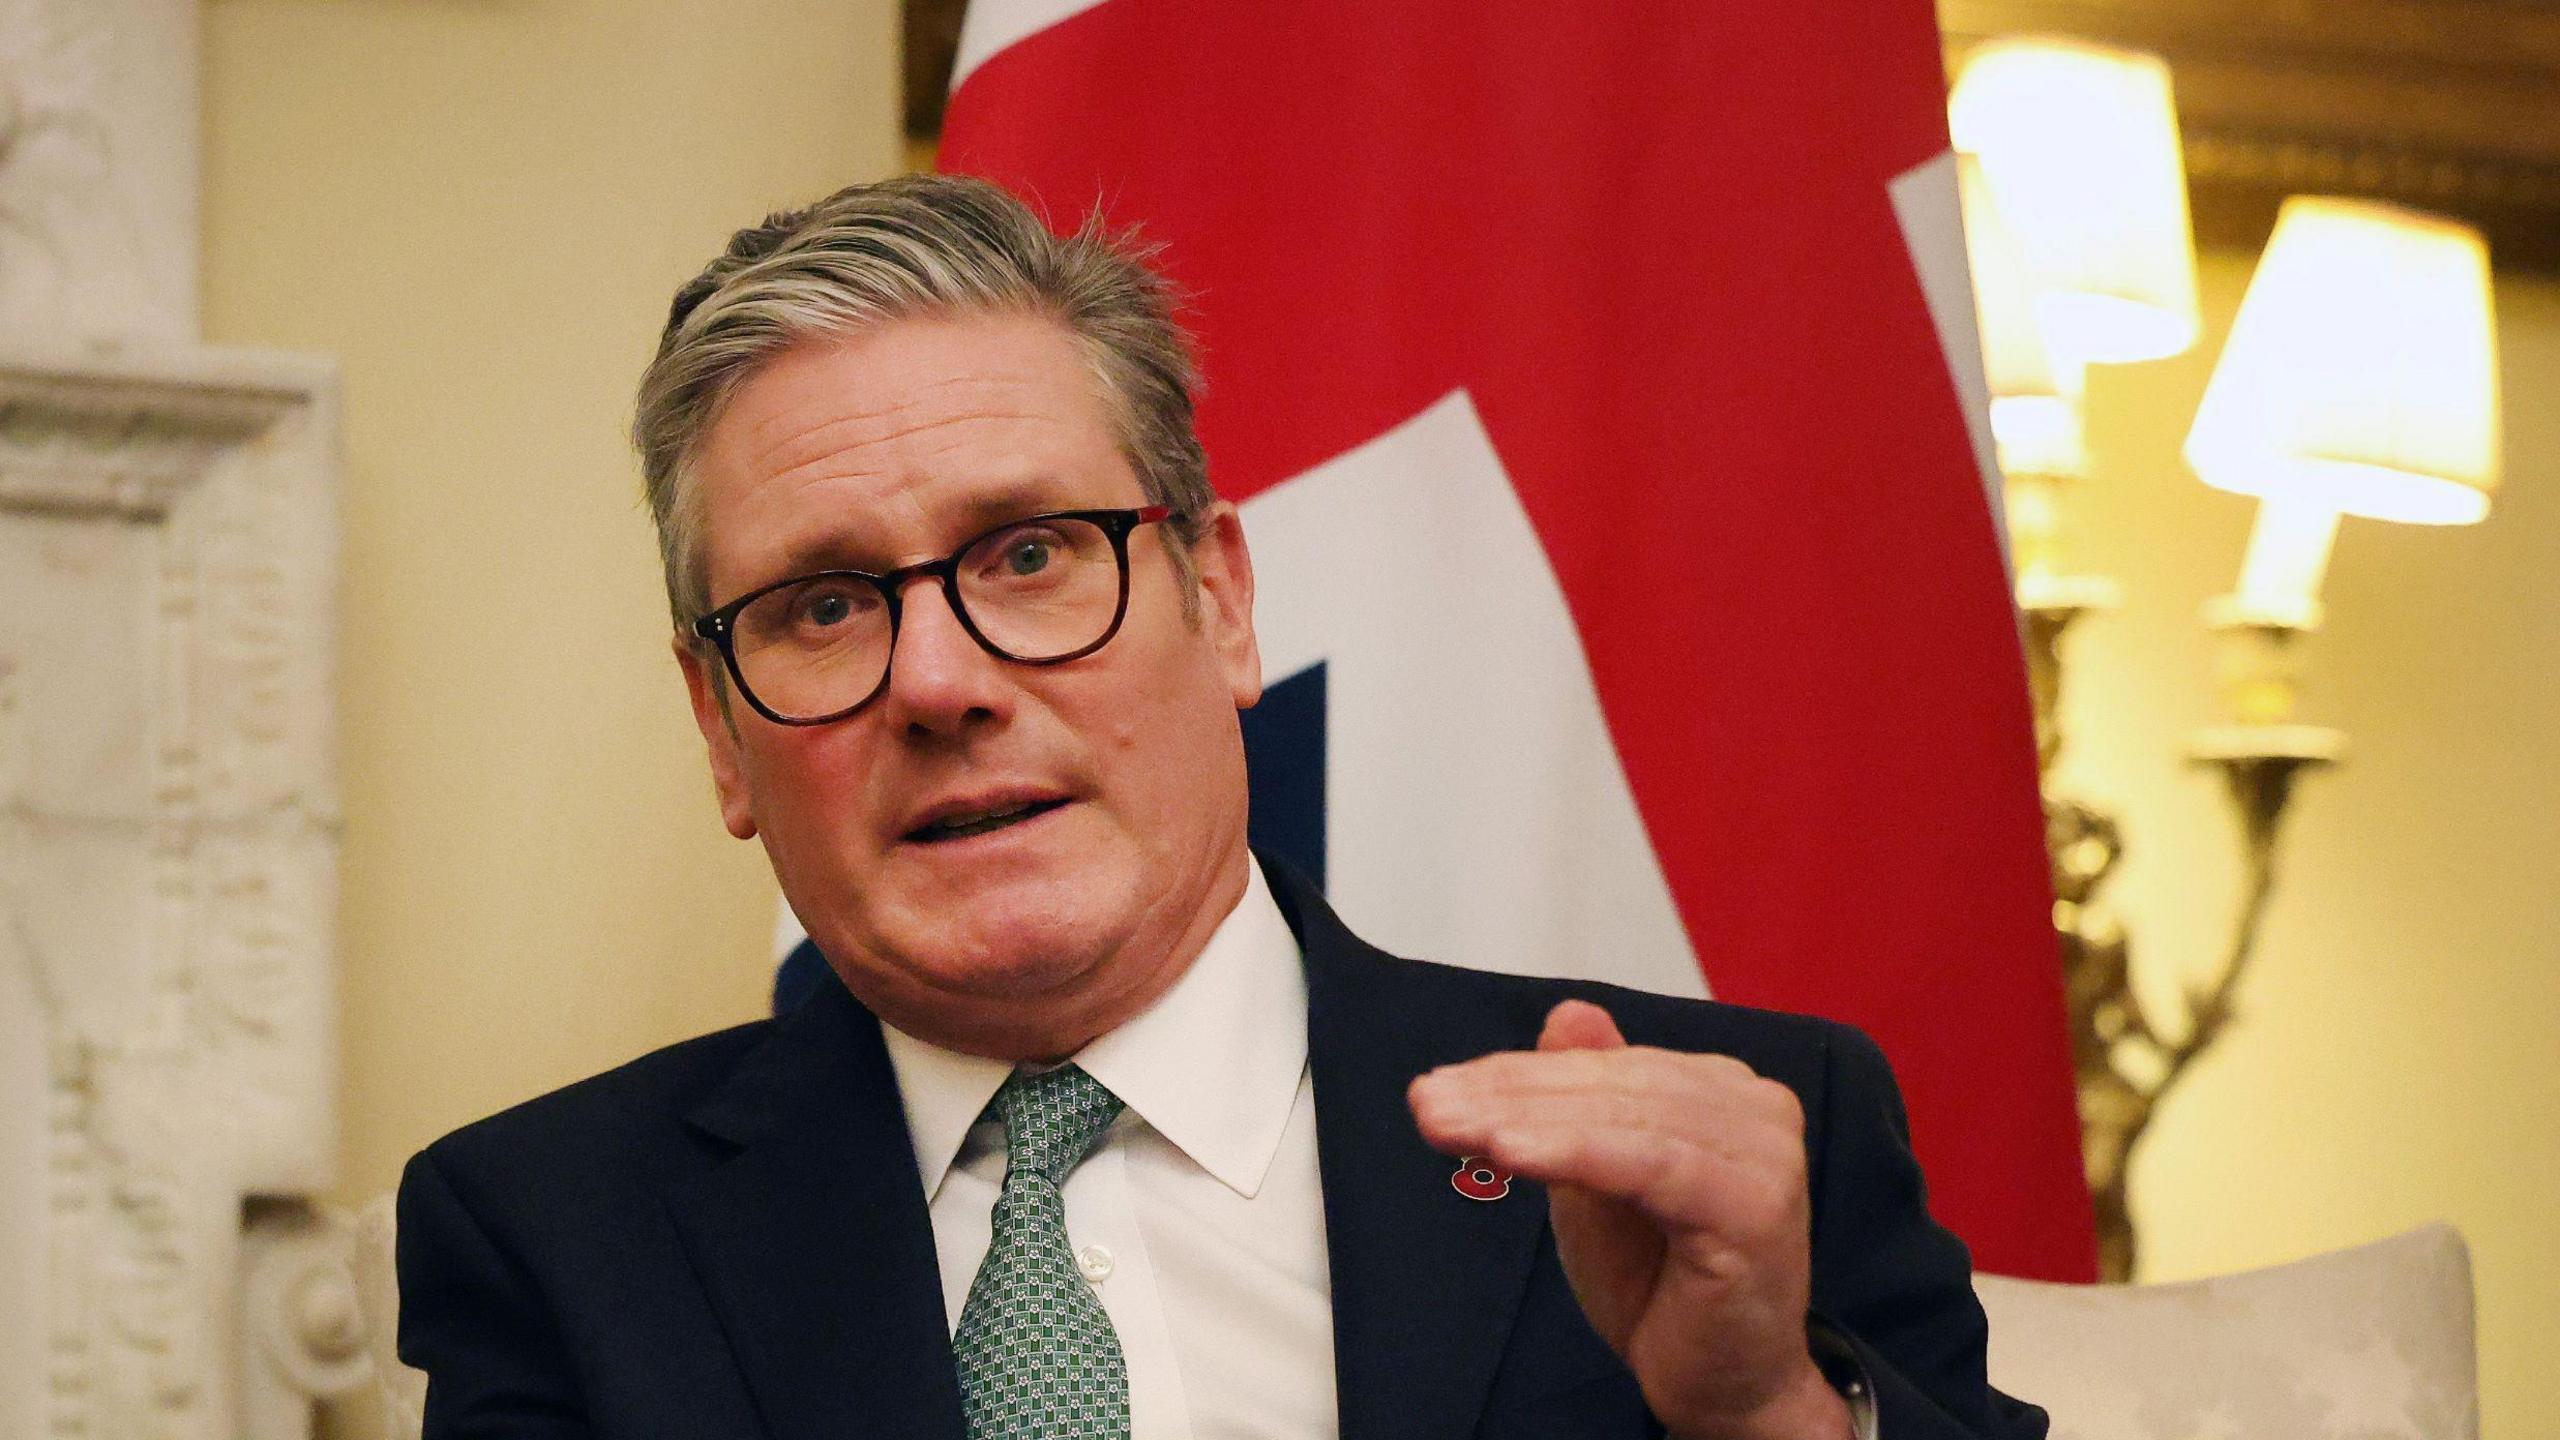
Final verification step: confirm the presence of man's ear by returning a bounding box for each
[675,637,759,840]
[1191,501,1263,710]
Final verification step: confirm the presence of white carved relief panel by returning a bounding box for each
[0,0,200,344]
[0,345,355,1440]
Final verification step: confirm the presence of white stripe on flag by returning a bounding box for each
[1243,391,1705,1000]
[952,0,1113,96]
[1889,149,2012,578]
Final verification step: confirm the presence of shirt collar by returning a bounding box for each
[879,855,1309,1202]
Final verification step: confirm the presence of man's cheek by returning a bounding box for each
[747,738,877,841]
[1064,674,1153,760]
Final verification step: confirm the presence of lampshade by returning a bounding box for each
[1956,151,2087,479]
[2185,197,2500,525]
[1948,39,2201,364]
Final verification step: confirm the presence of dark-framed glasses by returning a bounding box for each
[690,505,1174,726]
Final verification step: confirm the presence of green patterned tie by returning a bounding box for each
[951,1064,1131,1440]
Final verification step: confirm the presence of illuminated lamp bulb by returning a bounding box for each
[1950,38,2202,365]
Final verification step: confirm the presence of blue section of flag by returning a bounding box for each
[1241,661,1327,891]
[771,660,1332,1019]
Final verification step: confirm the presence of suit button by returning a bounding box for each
[1076,1244,1115,1283]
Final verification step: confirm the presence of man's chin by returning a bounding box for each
[922,930,1113,1001]
[855,882,1142,1004]
[794,837,1168,1046]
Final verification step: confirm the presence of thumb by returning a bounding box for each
[1538,998,1626,1053]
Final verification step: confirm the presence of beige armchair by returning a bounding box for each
[1975,1224,2479,1440]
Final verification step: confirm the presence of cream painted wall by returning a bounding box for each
[201,0,901,1220]
[2055,247,2560,1436]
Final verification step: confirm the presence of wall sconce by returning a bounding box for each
[2160,204,2501,1235]
[1951,43,2503,1280]
[1950,38,2201,367]
[2191,196,2501,632]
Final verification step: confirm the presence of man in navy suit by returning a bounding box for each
[397,174,2047,1440]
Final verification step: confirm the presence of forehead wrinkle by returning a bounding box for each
[734,415,1114,589]
[748,406,1091,509]
[740,376,1085,479]
[720,322,1118,488]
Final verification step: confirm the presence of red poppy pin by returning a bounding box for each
[1450,1155,1512,1201]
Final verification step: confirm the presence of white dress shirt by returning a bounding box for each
[880,857,1340,1440]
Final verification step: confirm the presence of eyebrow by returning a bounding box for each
[768,477,1087,581]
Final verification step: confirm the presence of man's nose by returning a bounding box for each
[876,575,1015,736]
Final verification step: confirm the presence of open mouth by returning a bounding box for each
[904,797,1070,844]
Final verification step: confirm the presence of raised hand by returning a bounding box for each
[1408,999,1850,1440]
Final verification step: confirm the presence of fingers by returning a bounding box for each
[1415,1046,1800,1148]
[1415,1086,1797,1224]
[1538,998,1625,1052]
[1407,1004,1807,1235]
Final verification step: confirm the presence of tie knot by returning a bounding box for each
[993,1064,1123,1183]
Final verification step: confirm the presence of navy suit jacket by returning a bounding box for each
[397,858,2047,1440]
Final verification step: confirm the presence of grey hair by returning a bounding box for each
[633,173,1213,628]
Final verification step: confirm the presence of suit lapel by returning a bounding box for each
[662,978,966,1440]
[1276,860,1554,1440]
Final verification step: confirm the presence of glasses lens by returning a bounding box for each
[732,574,892,720]
[956,516,1124,660]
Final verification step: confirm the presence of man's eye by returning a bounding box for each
[1002,538,1057,576]
[975,523,1075,582]
[794,584,868,627]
